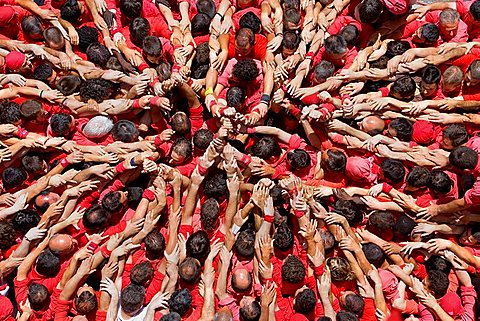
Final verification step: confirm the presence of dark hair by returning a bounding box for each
[77,26,99,52]
[368,211,395,230]
[421,23,440,43]
[362,242,386,268]
[236,28,255,48]
[380,159,406,184]
[232,59,259,82]
[20,99,43,120]
[394,215,415,236]
[196,0,216,18]
[144,229,165,260]
[358,0,383,23]
[344,294,365,315]
[406,166,431,188]
[179,257,201,284]
[56,75,82,95]
[327,257,353,281]
[283,0,300,9]
[333,200,363,226]
[28,283,49,311]
[287,149,311,169]
[2,167,28,190]
[442,124,469,147]
[60,0,81,22]
[204,172,227,199]
[325,149,347,171]
[231,269,252,292]
[79,78,113,103]
[160,313,182,321]
[21,15,43,37]
[120,0,142,18]
[429,170,453,194]
[75,290,98,314]
[239,11,261,33]
[319,229,336,253]
[339,24,359,45]
[86,42,111,67]
[239,300,261,321]
[386,40,411,58]
[450,146,479,170]
[171,112,191,135]
[191,13,211,37]
[427,270,449,297]
[169,289,192,316]
[422,64,442,84]
[235,229,255,258]
[284,8,301,26]
[83,204,109,231]
[251,136,282,160]
[425,255,452,274]
[102,191,123,213]
[200,198,220,232]
[281,255,305,283]
[273,222,294,251]
[50,113,73,137]
[143,36,162,58]
[390,76,416,100]
[36,249,61,277]
[126,186,144,208]
[325,35,347,55]
[112,120,139,143]
[294,288,316,314]
[171,137,193,160]
[193,129,213,150]
[0,101,22,125]
[468,60,480,81]
[186,230,211,262]
[470,0,480,21]
[313,60,336,83]
[13,209,40,234]
[121,284,145,314]
[130,261,154,286]
[33,63,53,83]
[0,221,17,250]
[130,17,150,48]
[336,311,359,321]
[282,30,301,50]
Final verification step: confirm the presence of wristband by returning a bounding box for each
[142,189,156,201]
[101,246,112,258]
[382,183,393,194]
[319,108,329,119]
[130,158,137,167]
[132,99,142,109]
[187,78,193,86]
[150,77,159,87]
[61,97,68,106]
[264,214,274,223]
[313,264,325,276]
[150,96,160,106]
[172,64,181,73]
[24,236,31,242]
[467,265,476,274]
[379,87,389,97]
[198,164,208,175]
[275,32,283,37]
[305,52,314,59]
[290,107,301,118]
[60,158,71,168]
[294,209,305,218]
[246,127,257,134]
[16,127,29,139]
[218,106,228,115]
[261,94,270,105]
[138,62,149,72]
[205,87,214,96]
[115,162,127,173]
[215,12,223,19]
[154,135,162,146]
[240,154,252,166]
[341,94,351,103]
[187,41,195,48]
[87,242,99,252]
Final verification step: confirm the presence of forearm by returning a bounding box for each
[438,198,469,215]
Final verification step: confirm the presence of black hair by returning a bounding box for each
[362,243,386,268]
[21,15,43,37]
[449,146,479,170]
[169,288,192,316]
[112,120,139,143]
[179,257,201,284]
[427,270,449,297]
[102,191,123,213]
[143,36,162,58]
[325,149,347,171]
[239,11,262,33]
[429,170,453,194]
[203,172,227,199]
[313,60,336,83]
[380,159,406,184]
[82,204,109,231]
[283,0,299,9]
[186,230,211,262]
[144,229,165,260]
[2,167,27,190]
[344,294,365,315]
[235,229,255,258]
[130,261,154,286]
[200,198,220,232]
[284,8,301,26]
[358,0,383,23]
[294,288,317,315]
[232,59,259,82]
[281,255,306,283]
[252,136,282,160]
[171,112,191,135]
[130,17,150,48]
[119,0,142,18]
[193,129,213,150]
[0,221,17,250]
[421,23,440,44]
[56,75,82,96]
[13,209,40,235]
[79,78,114,103]
[196,0,216,18]
[470,0,480,21]
[77,26,99,52]
[171,137,193,160]
[422,64,442,84]
[191,13,211,37]
[325,35,347,55]
[386,40,411,58]
[60,0,81,22]
[75,290,98,315]
[333,200,363,226]
[406,166,431,188]
[425,255,452,274]
[28,283,49,311]
[236,28,255,48]
[368,211,395,230]
[339,24,359,46]
[442,124,469,148]
[33,63,53,83]
[336,311,359,321]
[121,284,145,314]
[390,76,416,101]
[36,249,61,277]
[160,313,182,321]
[273,222,294,251]
[86,42,111,67]
[282,31,301,51]
[0,101,22,124]
[50,113,73,137]
[287,149,311,169]
[394,215,415,236]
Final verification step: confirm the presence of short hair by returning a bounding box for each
[82,204,109,231]
[313,60,336,82]
[196,0,216,18]
[20,99,43,120]
[380,159,406,184]
[236,28,255,47]
[282,30,301,50]
[112,120,139,143]
[339,24,359,45]
[284,8,301,26]
[389,117,413,141]
[336,311,359,321]
[239,300,261,321]
[171,137,193,159]
[429,170,453,194]
[281,255,306,283]
[186,230,211,262]
[171,112,191,135]
[2,167,28,190]
[427,270,449,297]
[204,172,228,199]
[386,40,411,58]
[325,35,347,55]
[421,23,440,43]
[368,211,395,230]
[251,136,282,159]
[468,59,480,81]
[130,261,154,286]
[232,59,259,82]
[226,86,246,108]
[144,229,165,260]
[390,76,416,100]
[160,313,182,321]
[33,63,54,83]
[439,8,460,25]
[406,166,431,188]
[56,75,82,96]
[362,243,386,268]
[470,0,480,21]
[191,13,211,37]
[77,26,99,52]
[327,257,353,281]
[394,215,415,236]
[60,0,81,22]
[75,290,98,314]
[344,294,365,315]
[28,283,49,311]
[130,17,150,47]
[287,149,311,169]
[333,200,363,226]
[0,221,17,250]
[21,15,43,37]
[239,11,261,33]
[120,0,142,18]
[443,124,468,147]
[0,101,22,124]
[13,209,40,234]
[358,0,383,23]
[449,146,479,170]
[169,288,192,316]
[325,149,347,171]
[234,229,255,257]
[36,249,61,277]
[50,113,73,137]
[273,223,294,251]
[425,255,452,274]
[86,42,111,67]
[44,26,65,48]
[293,288,317,314]
[422,65,442,84]
[79,78,114,103]
[121,284,145,314]
[179,257,202,284]
[193,129,213,150]
[443,65,464,88]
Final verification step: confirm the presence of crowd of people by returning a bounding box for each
[2,0,480,319]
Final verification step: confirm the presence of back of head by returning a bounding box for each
[79,78,113,103]
[44,26,65,49]
[325,35,347,55]
[193,129,213,150]
[60,0,81,23]
[368,211,395,230]
[28,283,49,311]
[325,149,347,172]
[160,312,182,321]
[231,268,253,292]
[239,11,261,33]
[281,255,306,283]
[422,64,442,84]
[274,222,294,251]
[203,172,227,199]
[130,17,150,47]
[171,112,191,135]
[344,294,365,315]
[282,31,301,51]
[196,0,216,18]
[179,257,202,284]
[386,40,411,58]
[313,60,336,83]
[20,99,43,120]
[426,255,452,274]
[120,0,142,18]
[13,209,40,234]
[0,221,17,250]
[21,15,43,37]
[443,65,464,89]
[234,229,255,258]
[427,270,449,297]
[251,136,282,160]
[232,59,259,82]
[439,8,460,25]
[470,0,480,21]
[130,261,154,286]
[33,63,53,84]
[287,149,311,169]
[144,229,165,260]
[327,257,353,281]
[406,166,431,188]
[449,146,478,170]
[56,75,82,96]
[82,204,109,231]
[186,230,211,262]
[225,84,246,106]
[239,300,261,321]
[390,76,416,101]
[358,0,383,23]
[77,26,99,52]
[191,13,211,36]
[293,288,316,315]
[336,311,359,321]
[468,59,480,81]
[443,124,468,148]
[429,170,453,194]
[75,290,98,315]
[380,159,406,184]
[36,249,61,277]
[112,120,139,142]
[362,242,386,268]
[0,100,22,125]
[339,24,359,45]
[86,42,111,67]
[121,284,145,314]
[333,199,363,226]
[421,23,440,44]
[169,288,192,316]
[394,215,415,236]
[2,167,27,190]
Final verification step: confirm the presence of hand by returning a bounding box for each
[48,174,74,188]
[324,212,347,226]
[100,277,118,297]
[412,223,438,237]
[143,159,158,174]
[357,279,375,299]
[101,260,119,279]
[227,173,240,193]
[360,196,385,211]
[261,281,276,306]
[74,247,93,261]
[299,220,317,241]
[77,255,95,276]
[219,246,233,263]
[339,236,359,252]
[149,291,169,310]
[267,35,283,52]
[42,90,64,103]
[367,267,382,284]
[37,9,57,21]
[66,207,86,230]
[19,300,32,315]
[0,193,16,206]
[425,239,452,253]
[368,184,384,197]
[307,247,324,268]
[416,204,439,221]
[6,74,26,87]
[3,256,24,271]
[86,232,108,245]
[318,268,331,295]
[258,260,273,279]
[207,239,223,261]
[210,15,222,36]
[24,226,47,242]
[124,219,145,237]
[66,151,84,164]
[258,234,273,260]
[261,14,274,34]
[382,242,402,256]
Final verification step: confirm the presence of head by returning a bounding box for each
[231,59,259,83]
[21,15,44,40]
[83,115,114,139]
[358,115,385,135]
[34,191,60,212]
[358,0,383,22]
[339,24,359,46]
[121,284,145,316]
[284,8,301,30]
[126,186,143,207]
[75,287,97,315]
[420,65,441,98]
[196,0,216,18]
[386,40,411,58]
[426,270,449,298]
[441,124,468,150]
[79,78,114,103]
[322,149,347,172]
[60,0,84,22]
[439,8,460,39]
[48,234,78,255]
[160,313,182,321]
[340,292,365,315]
[2,167,27,190]
[251,137,282,162]
[13,209,40,235]
[470,1,480,22]
[0,101,22,125]
[313,60,336,84]
[102,191,127,213]
[28,283,49,311]
[20,99,46,122]
[119,0,142,19]
[417,23,440,46]
[319,229,336,254]
[282,31,301,57]
[77,26,99,52]
[429,170,453,194]
[425,255,452,274]
[239,11,261,33]
[380,159,406,184]
[191,13,211,37]
[171,112,191,136]
[44,26,65,50]
[273,222,295,251]
[130,261,154,287]
[0,221,17,250]
[449,146,479,170]
[282,255,306,284]
[179,257,201,284]
[390,76,416,101]
[336,311,359,321]
[235,229,255,258]
[112,120,139,143]
[214,308,234,321]
[200,198,220,232]
[232,268,253,293]
[442,65,464,94]
[405,166,431,191]
[362,243,386,268]
[287,149,311,170]
[186,230,211,262]
[130,17,150,48]
[56,75,82,96]
[333,200,363,226]
[144,229,165,260]
[466,59,480,87]
[82,204,109,232]
[170,138,193,165]
[394,215,416,239]
[327,257,354,282]
[36,249,61,277]
[169,289,192,316]
[324,35,348,64]
[50,113,74,137]
[86,42,111,67]
[368,211,395,231]
[293,287,316,315]
[235,28,255,57]
[193,129,213,150]
[33,63,56,85]
[239,297,261,321]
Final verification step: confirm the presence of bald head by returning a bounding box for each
[231,268,252,292]
[35,191,60,212]
[360,115,385,135]
[49,234,77,255]
[214,307,234,321]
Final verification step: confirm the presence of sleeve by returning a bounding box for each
[359,298,377,321]
[218,296,240,320]
[455,286,477,321]
[53,299,73,321]
[288,134,305,149]
[145,271,166,303]
[95,310,107,321]
[13,277,30,307]
[218,60,235,87]
[463,179,480,205]
[122,263,134,289]
[99,179,126,201]
[418,303,435,321]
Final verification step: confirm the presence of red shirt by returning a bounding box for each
[227,33,267,61]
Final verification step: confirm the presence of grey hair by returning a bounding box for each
[83,115,113,138]
[439,8,460,24]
